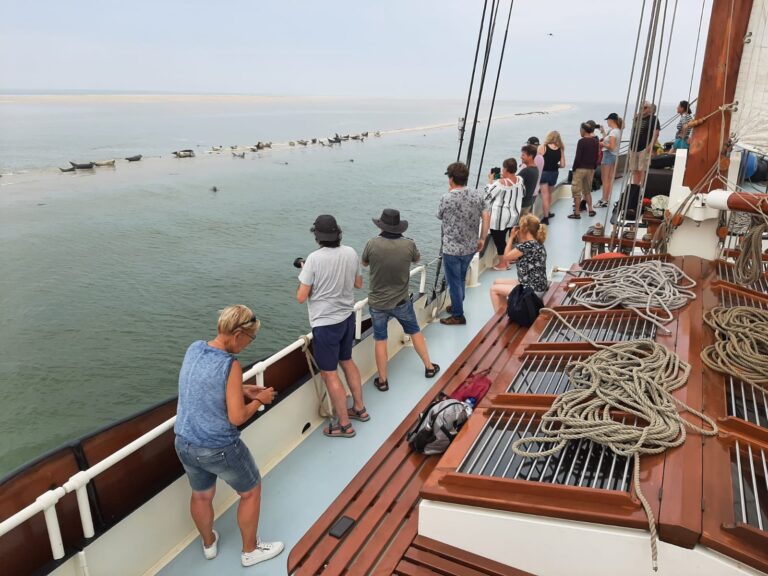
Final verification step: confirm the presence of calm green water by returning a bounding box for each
[0,98,624,476]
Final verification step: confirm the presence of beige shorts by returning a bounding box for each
[629,147,652,172]
[571,168,594,198]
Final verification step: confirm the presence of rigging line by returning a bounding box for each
[457,0,492,162]
[474,0,516,189]
[687,0,707,105]
[465,0,502,173]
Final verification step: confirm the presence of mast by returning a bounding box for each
[683,0,754,191]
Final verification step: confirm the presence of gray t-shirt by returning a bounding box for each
[298,245,361,327]
[518,166,539,208]
[362,235,420,310]
[437,187,489,256]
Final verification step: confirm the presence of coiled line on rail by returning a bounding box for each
[701,306,768,387]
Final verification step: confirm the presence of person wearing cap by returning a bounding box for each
[596,113,623,208]
[174,305,283,567]
[629,101,660,186]
[438,162,491,325]
[518,144,540,216]
[296,215,367,439]
[361,209,440,391]
[526,136,545,201]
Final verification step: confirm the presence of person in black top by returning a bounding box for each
[629,101,660,186]
[569,123,600,219]
[518,144,540,215]
[537,130,566,225]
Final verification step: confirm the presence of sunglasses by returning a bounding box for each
[235,315,260,332]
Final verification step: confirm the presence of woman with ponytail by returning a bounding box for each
[489,214,549,311]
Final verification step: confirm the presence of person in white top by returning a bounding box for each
[483,158,524,270]
[596,113,623,208]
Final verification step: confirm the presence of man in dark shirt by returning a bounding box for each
[569,122,600,219]
[629,101,660,185]
[518,144,539,215]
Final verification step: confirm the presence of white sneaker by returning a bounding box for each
[202,529,219,560]
[241,540,285,566]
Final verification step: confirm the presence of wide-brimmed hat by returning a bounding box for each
[372,208,408,234]
[311,214,342,241]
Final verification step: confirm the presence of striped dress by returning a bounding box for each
[483,177,524,232]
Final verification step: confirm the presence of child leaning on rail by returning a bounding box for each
[174,304,284,567]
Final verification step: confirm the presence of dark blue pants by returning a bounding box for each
[442,254,474,318]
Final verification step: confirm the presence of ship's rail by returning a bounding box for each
[0,263,431,574]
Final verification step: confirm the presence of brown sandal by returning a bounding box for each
[347,406,370,422]
[374,377,389,392]
[323,422,356,438]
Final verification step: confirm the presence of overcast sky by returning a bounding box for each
[0,0,711,102]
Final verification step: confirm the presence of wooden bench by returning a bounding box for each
[287,309,531,575]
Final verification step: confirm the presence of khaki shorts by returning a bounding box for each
[629,147,652,172]
[571,168,594,198]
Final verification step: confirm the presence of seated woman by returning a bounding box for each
[490,214,549,312]
[174,304,284,567]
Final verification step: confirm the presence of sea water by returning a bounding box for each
[0,96,668,476]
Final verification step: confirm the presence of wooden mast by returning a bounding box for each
[683,0,753,191]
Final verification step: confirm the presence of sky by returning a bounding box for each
[0,0,712,103]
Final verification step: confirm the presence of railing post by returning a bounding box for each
[419,266,427,294]
[467,253,481,288]
[66,471,95,538]
[355,306,363,340]
[36,490,65,559]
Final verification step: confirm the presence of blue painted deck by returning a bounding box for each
[158,195,601,575]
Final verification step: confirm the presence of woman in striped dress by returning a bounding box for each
[484,157,525,271]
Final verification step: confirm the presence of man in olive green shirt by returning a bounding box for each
[362,209,439,392]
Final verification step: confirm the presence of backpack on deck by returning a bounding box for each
[450,370,492,405]
[506,284,544,327]
[406,397,470,455]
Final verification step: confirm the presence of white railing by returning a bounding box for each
[0,264,430,563]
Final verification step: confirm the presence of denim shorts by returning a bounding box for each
[369,299,420,341]
[601,152,617,166]
[540,170,559,187]
[175,437,261,493]
[312,313,355,371]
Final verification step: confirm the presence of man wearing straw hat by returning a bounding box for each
[362,209,440,392]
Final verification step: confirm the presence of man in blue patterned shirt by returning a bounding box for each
[437,162,490,325]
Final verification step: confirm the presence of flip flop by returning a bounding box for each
[374,377,389,391]
[323,422,356,438]
[567,213,581,219]
[588,210,597,217]
[347,406,370,422]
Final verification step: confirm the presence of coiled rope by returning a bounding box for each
[511,308,718,571]
[734,216,768,286]
[701,306,768,387]
[570,260,696,334]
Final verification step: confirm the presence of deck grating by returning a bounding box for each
[731,441,768,532]
[538,312,655,343]
[506,354,575,395]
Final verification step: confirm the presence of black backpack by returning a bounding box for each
[506,284,543,327]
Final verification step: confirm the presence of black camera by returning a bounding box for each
[293,257,305,269]
[595,124,602,129]
[491,167,501,179]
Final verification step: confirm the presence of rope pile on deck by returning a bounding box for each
[511,309,718,571]
[733,216,768,286]
[701,306,768,387]
[569,260,696,333]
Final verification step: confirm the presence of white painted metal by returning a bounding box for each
[418,500,764,576]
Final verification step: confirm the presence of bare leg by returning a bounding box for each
[190,487,216,547]
[490,279,519,312]
[585,192,593,213]
[339,359,364,412]
[321,369,352,426]
[410,332,434,369]
[238,484,262,553]
[541,183,551,217]
[601,163,616,204]
[374,340,388,382]
[632,170,642,186]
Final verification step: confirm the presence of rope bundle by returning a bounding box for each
[701,306,768,386]
[511,309,718,571]
[733,217,768,286]
[572,260,697,333]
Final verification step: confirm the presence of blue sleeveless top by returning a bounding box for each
[174,340,238,448]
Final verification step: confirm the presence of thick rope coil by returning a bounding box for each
[734,217,768,286]
[701,306,768,387]
[301,335,334,419]
[511,308,718,571]
[570,260,697,334]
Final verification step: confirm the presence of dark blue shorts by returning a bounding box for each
[175,437,261,493]
[370,300,420,341]
[312,313,355,371]
[540,170,559,187]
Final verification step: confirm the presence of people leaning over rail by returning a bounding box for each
[174,305,284,567]
[517,144,540,216]
[673,99,694,150]
[629,100,660,186]
[490,214,549,312]
[537,131,566,225]
[596,113,623,209]
[296,214,368,438]
[569,122,600,219]
[483,159,523,271]
[361,208,440,391]
[438,162,490,326]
